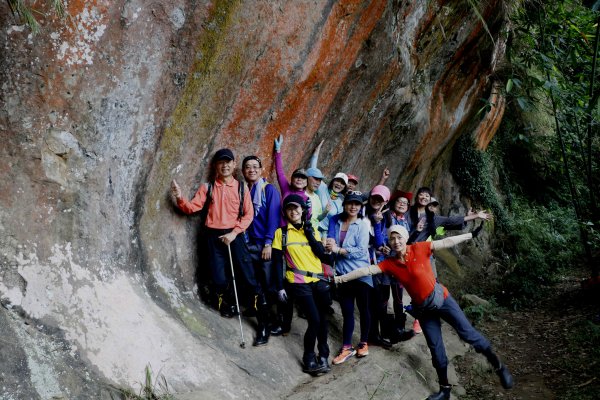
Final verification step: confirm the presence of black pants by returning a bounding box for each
[205,228,261,303]
[289,281,332,362]
[247,242,277,296]
[369,282,390,336]
[338,280,371,345]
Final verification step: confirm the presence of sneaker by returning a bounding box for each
[332,347,356,365]
[413,319,422,334]
[356,342,369,358]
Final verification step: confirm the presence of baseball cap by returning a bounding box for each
[343,191,364,205]
[332,172,349,186]
[347,174,359,184]
[213,148,234,162]
[306,167,325,179]
[370,185,391,202]
[291,168,308,179]
[388,225,409,240]
[283,194,305,209]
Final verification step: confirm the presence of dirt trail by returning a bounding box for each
[456,277,599,400]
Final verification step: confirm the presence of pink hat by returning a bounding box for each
[370,185,391,202]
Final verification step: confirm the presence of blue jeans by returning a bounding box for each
[420,295,491,370]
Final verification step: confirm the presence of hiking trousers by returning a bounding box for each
[205,228,261,300]
[289,281,332,362]
[420,295,491,370]
[247,242,277,296]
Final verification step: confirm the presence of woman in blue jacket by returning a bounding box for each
[326,191,372,364]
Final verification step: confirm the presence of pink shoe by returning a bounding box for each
[413,319,422,334]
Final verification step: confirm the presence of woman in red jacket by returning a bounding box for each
[334,224,514,400]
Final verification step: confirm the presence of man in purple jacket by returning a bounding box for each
[242,155,282,346]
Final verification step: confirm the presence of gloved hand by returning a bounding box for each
[278,289,288,303]
[472,221,485,238]
[303,221,314,236]
[274,134,283,153]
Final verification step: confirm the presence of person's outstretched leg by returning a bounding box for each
[440,296,514,389]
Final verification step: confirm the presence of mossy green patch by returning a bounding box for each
[177,307,210,338]
[143,0,243,222]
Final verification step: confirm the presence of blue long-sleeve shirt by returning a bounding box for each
[328,214,373,287]
[247,181,281,246]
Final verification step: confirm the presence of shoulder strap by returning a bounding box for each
[280,226,332,283]
[237,179,245,221]
[200,182,213,226]
[281,225,288,248]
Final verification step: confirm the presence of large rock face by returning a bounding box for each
[0,0,506,398]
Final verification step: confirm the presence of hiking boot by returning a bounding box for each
[270,324,284,336]
[413,319,422,334]
[396,327,416,342]
[253,325,269,346]
[368,334,392,349]
[332,347,356,365]
[427,385,451,400]
[218,296,238,318]
[317,355,331,374]
[220,304,238,318]
[495,363,514,389]
[302,355,327,376]
[356,342,369,358]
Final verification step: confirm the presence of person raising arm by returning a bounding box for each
[334,224,514,400]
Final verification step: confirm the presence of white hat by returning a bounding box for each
[388,225,409,240]
[332,172,349,186]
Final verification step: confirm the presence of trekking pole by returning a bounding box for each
[227,243,246,348]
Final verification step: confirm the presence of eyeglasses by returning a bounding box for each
[397,200,409,205]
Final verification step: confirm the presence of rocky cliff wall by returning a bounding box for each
[0,0,506,398]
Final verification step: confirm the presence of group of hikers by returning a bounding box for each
[170,136,514,400]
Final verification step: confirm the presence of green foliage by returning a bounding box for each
[501,0,600,268]
[450,134,508,228]
[110,365,173,400]
[462,301,499,325]
[496,200,583,309]
[6,0,67,34]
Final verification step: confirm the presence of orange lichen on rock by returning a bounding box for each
[221,0,387,172]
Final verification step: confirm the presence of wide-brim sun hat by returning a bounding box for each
[390,190,413,204]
